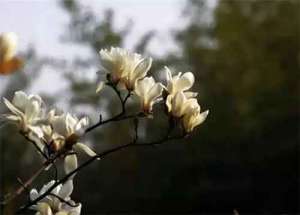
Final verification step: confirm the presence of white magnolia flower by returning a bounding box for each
[134,77,164,114]
[170,91,199,118]
[169,91,209,132]
[183,107,209,133]
[99,47,129,84]
[122,53,152,91]
[30,180,81,215]
[97,47,152,92]
[49,112,88,142]
[47,111,97,174]
[164,66,197,112]
[2,91,45,137]
[0,32,18,62]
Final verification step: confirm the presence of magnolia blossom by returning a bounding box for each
[170,91,199,118]
[0,32,18,62]
[134,77,163,114]
[97,47,152,92]
[169,91,209,133]
[2,91,45,138]
[30,180,81,215]
[122,54,152,91]
[164,66,197,112]
[183,107,209,133]
[47,111,97,174]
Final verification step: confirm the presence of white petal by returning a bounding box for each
[2,114,20,122]
[25,101,40,123]
[3,97,24,117]
[12,91,28,110]
[184,91,198,98]
[182,98,199,115]
[30,189,39,201]
[166,95,172,112]
[51,115,68,137]
[71,203,82,215]
[172,92,185,117]
[27,130,45,150]
[74,142,97,157]
[164,66,173,83]
[40,180,56,196]
[66,114,77,135]
[132,57,152,80]
[28,94,43,106]
[96,81,105,93]
[75,117,89,135]
[58,180,73,200]
[176,72,194,92]
[36,202,53,215]
[134,77,154,98]
[195,110,209,125]
[64,154,78,177]
[147,83,163,104]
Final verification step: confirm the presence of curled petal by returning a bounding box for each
[3,97,24,117]
[74,142,97,157]
[132,57,152,81]
[175,72,194,92]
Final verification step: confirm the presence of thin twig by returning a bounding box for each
[85,86,140,134]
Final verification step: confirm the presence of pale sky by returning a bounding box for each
[0,0,217,95]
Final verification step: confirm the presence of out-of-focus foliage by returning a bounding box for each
[172,0,299,213]
[1,0,298,214]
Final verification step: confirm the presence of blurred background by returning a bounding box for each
[0,0,299,214]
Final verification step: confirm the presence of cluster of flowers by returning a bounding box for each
[2,91,94,214]
[2,47,208,214]
[97,47,209,132]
